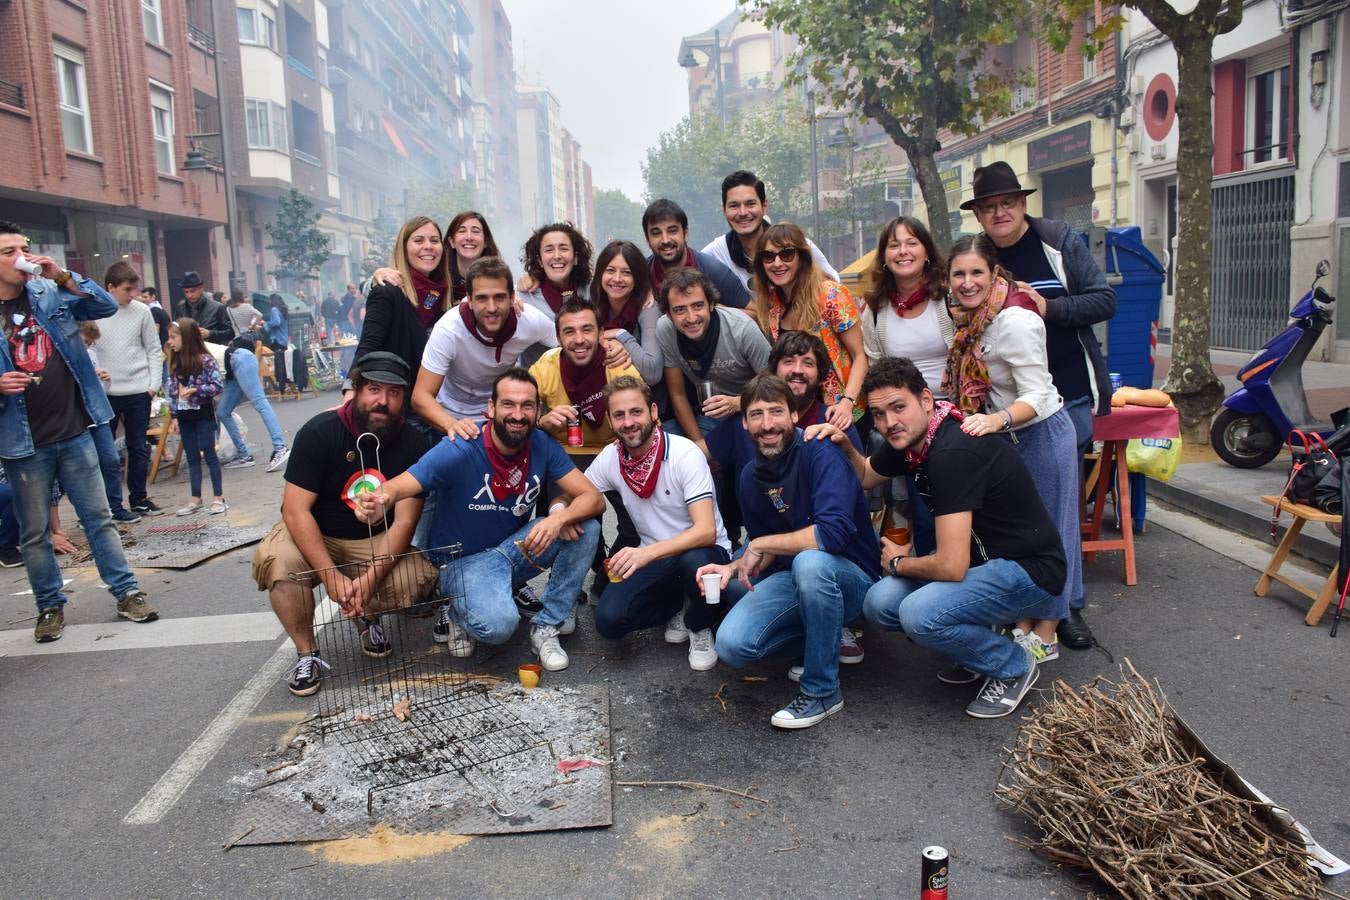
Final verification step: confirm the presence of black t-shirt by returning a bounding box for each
[2,299,91,447]
[149,304,170,347]
[871,418,1066,594]
[994,227,1090,403]
[284,410,431,540]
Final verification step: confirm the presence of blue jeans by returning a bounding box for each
[863,558,1056,681]
[594,545,729,639]
[715,550,872,698]
[177,416,223,498]
[0,481,17,548]
[218,349,286,456]
[4,432,138,609]
[90,422,129,515]
[442,517,600,644]
[108,392,151,506]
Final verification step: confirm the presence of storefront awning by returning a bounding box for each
[381,116,409,159]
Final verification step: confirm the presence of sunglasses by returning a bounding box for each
[758,247,800,265]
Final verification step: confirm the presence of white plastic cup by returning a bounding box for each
[701,572,722,604]
[14,255,41,275]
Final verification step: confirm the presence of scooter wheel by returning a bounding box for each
[1211,408,1281,468]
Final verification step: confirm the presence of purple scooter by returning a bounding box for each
[1212,260,1348,468]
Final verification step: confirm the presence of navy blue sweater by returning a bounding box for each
[738,433,881,579]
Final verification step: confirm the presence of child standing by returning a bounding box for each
[167,318,227,515]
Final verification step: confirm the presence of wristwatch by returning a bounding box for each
[54,269,72,287]
[888,554,902,576]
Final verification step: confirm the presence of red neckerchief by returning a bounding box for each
[888,284,927,317]
[650,248,695,289]
[619,426,664,499]
[906,401,964,466]
[459,299,518,363]
[336,398,360,436]
[600,293,641,333]
[482,428,531,501]
[795,394,824,427]
[539,280,574,314]
[410,268,447,329]
[559,349,609,428]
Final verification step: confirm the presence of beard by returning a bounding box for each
[492,415,533,450]
[354,402,402,440]
[619,419,656,452]
[753,427,788,457]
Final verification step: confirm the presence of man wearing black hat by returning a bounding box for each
[962,160,1115,649]
[251,351,435,697]
[178,271,232,344]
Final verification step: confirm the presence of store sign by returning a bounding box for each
[940,166,963,194]
[1027,122,1092,171]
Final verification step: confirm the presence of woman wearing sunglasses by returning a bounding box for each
[750,223,867,430]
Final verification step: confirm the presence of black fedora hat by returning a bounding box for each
[180,271,204,288]
[960,161,1036,210]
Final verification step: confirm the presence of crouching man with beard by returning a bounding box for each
[355,369,603,672]
[251,352,437,697]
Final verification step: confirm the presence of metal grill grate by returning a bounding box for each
[1209,168,1295,351]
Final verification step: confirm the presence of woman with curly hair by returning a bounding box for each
[861,217,952,398]
[943,234,1081,663]
[750,222,867,430]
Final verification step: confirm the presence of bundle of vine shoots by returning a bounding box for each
[995,659,1327,898]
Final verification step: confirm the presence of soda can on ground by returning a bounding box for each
[921,845,949,899]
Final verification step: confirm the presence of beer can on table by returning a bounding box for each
[566,418,584,447]
[921,846,949,899]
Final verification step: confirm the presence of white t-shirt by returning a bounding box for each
[586,433,731,552]
[420,303,557,420]
[701,233,840,288]
[880,301,949,395]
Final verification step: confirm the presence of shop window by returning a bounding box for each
[53,42,93,154]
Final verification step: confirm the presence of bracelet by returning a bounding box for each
[54,269,72,287]
[999,409,1013,431]
[841,394,856,404]
[889,554,903,576]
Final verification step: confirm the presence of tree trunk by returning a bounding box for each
[1161,35,1225,442]
[911,149,953,249]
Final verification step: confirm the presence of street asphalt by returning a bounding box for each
[1,391,1346,899]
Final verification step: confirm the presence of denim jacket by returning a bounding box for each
[0,274,117,459]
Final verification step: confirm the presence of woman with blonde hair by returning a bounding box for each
[355,215,450,386]
[861,216,952,397]
[751,222,867,429]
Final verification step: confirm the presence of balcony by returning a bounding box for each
[185,132,224,168]
[187,22,215,52]
[294,148,322,167]
[287,55,315,80]
[0,78,23,109]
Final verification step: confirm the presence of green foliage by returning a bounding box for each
[592,188,645,246]
[749,0,1027,247]
[265,190,332,284]
[641,100,813,246]
[819,126,891,259]
[361,209,400,280]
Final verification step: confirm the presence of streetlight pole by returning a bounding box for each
[209,0,243,294]
[713,28,726,131]
[809,90,820,239]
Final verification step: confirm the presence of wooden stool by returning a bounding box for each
[147,414,183,484]
[1256,495,1344,626]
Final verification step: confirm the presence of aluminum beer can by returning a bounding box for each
[1109,371,1123,392]
[921,846,949,899]
[566,418,583,447]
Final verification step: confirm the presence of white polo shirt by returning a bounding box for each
[586,433,730,552]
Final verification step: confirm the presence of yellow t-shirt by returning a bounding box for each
[528,348,643,448]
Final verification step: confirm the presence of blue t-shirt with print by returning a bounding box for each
[409,426,576,558]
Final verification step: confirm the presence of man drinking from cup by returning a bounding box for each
[584,376,730,670]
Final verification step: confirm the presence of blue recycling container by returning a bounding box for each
[1103,226,1165,389]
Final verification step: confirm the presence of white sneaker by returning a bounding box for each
[432,604,475,657]
[531,623,569,671]
[663,609,689,644]
[687,628,717,671]
[266,447,291,473]
[559,610,576,636]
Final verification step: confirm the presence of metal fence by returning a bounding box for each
[1209,167,1295,351]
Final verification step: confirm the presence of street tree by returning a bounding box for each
[748,0,1024,249]
[642,99,812,246]
[361,209,400,280]
[819,125,890,265]
[265,189,331,288]
[592,188,645,246]
[404,178,479,232]
[1045,1,1243,438]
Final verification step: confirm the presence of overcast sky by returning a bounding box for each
[500,0,736,202]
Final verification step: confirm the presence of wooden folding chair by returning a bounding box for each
[147,411,182,484]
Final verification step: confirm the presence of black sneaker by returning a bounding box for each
[965,647,1039,718]
[223,454,257,469]
[111,508,143,524]
[358,617,393,659]
[513,585,544,615]
[285,651,330,697]
[0,546,23,568]
[130,498,164,517]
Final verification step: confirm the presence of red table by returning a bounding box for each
[1082,404,1180,585]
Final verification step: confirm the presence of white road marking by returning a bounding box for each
[0,612,283,657]
[123,598,341,825]
[11,578,73,596]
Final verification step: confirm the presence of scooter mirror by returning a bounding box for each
[1316,259,1331,279]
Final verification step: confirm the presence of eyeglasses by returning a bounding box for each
[757,247,800,265]
[974,197,1023,215]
